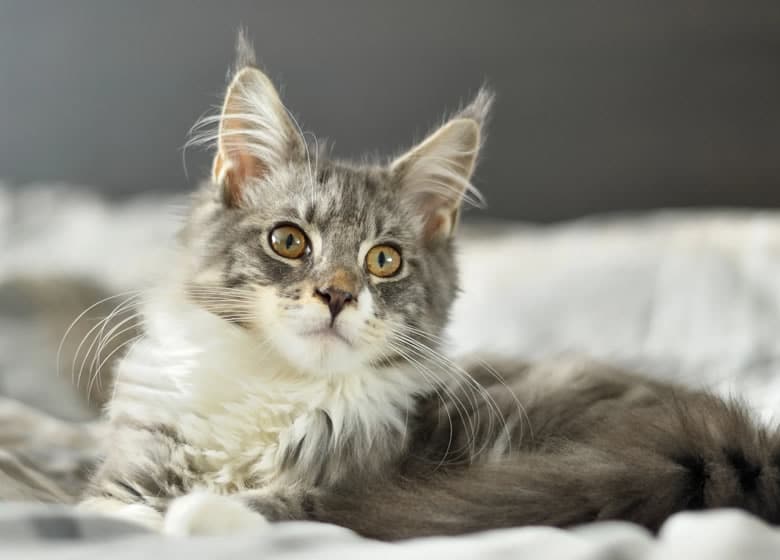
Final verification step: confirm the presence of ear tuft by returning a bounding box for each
[232,27,257,76]
[206,35,303,207]
[454,86,494,129]
[392,88,492,242]
[186,32,304,207]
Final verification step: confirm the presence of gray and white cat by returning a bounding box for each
[80,35,780,538]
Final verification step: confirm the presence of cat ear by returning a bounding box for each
[391,88,493,242]
[211,34,304,206]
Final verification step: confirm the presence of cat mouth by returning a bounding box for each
[299,327,352,346]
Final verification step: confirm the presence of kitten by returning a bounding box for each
[80,34,780,538]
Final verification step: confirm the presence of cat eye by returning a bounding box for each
[365,245,402,278]
[269,225,309,259]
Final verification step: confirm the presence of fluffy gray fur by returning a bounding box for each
[82,35,780,538]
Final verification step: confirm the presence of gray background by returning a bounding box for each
[0,1,779,222]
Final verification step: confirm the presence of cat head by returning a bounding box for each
[182,35,492,376]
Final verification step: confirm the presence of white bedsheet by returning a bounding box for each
[1,506,780,559]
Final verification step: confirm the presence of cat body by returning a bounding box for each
[80,34,780,538]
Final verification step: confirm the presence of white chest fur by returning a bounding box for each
[109,294,420,490]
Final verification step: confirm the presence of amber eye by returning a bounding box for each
[269,225,308,259]
[365,245,402,278]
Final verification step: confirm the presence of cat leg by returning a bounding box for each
[82,422,199,532]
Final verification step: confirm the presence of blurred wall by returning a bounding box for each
[0,0,778,222]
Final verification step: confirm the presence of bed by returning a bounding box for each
[2,184,780,558]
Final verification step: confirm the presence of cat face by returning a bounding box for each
[182,43,491,376]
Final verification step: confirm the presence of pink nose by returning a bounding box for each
[315,287,356,323]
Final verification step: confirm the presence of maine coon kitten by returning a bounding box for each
[80,36,780,538]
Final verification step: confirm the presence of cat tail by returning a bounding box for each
[315,393,780,540]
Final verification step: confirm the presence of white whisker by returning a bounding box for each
[56,290,142,381]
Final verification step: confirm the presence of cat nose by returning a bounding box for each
[314,287,356,323]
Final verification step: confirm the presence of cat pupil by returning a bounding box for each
[285,234,293,249]
[378,251,386,268]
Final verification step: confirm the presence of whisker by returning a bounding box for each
[399,325,525,434]
[72,299,142,392]
[88,319,143,398]
[389,323,517,458]
[385,341,456,469]
[110,334,147,403]
[87,332,143,405]
[90,299,141,391]
[396,322,533,445]
[391,337,488,459]
[386,336,482,461]
[395,335,504,453]
[56,290,142,381]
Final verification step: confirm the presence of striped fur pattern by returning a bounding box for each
[80,34,780,537]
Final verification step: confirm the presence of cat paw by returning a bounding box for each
[163,492,268,536]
